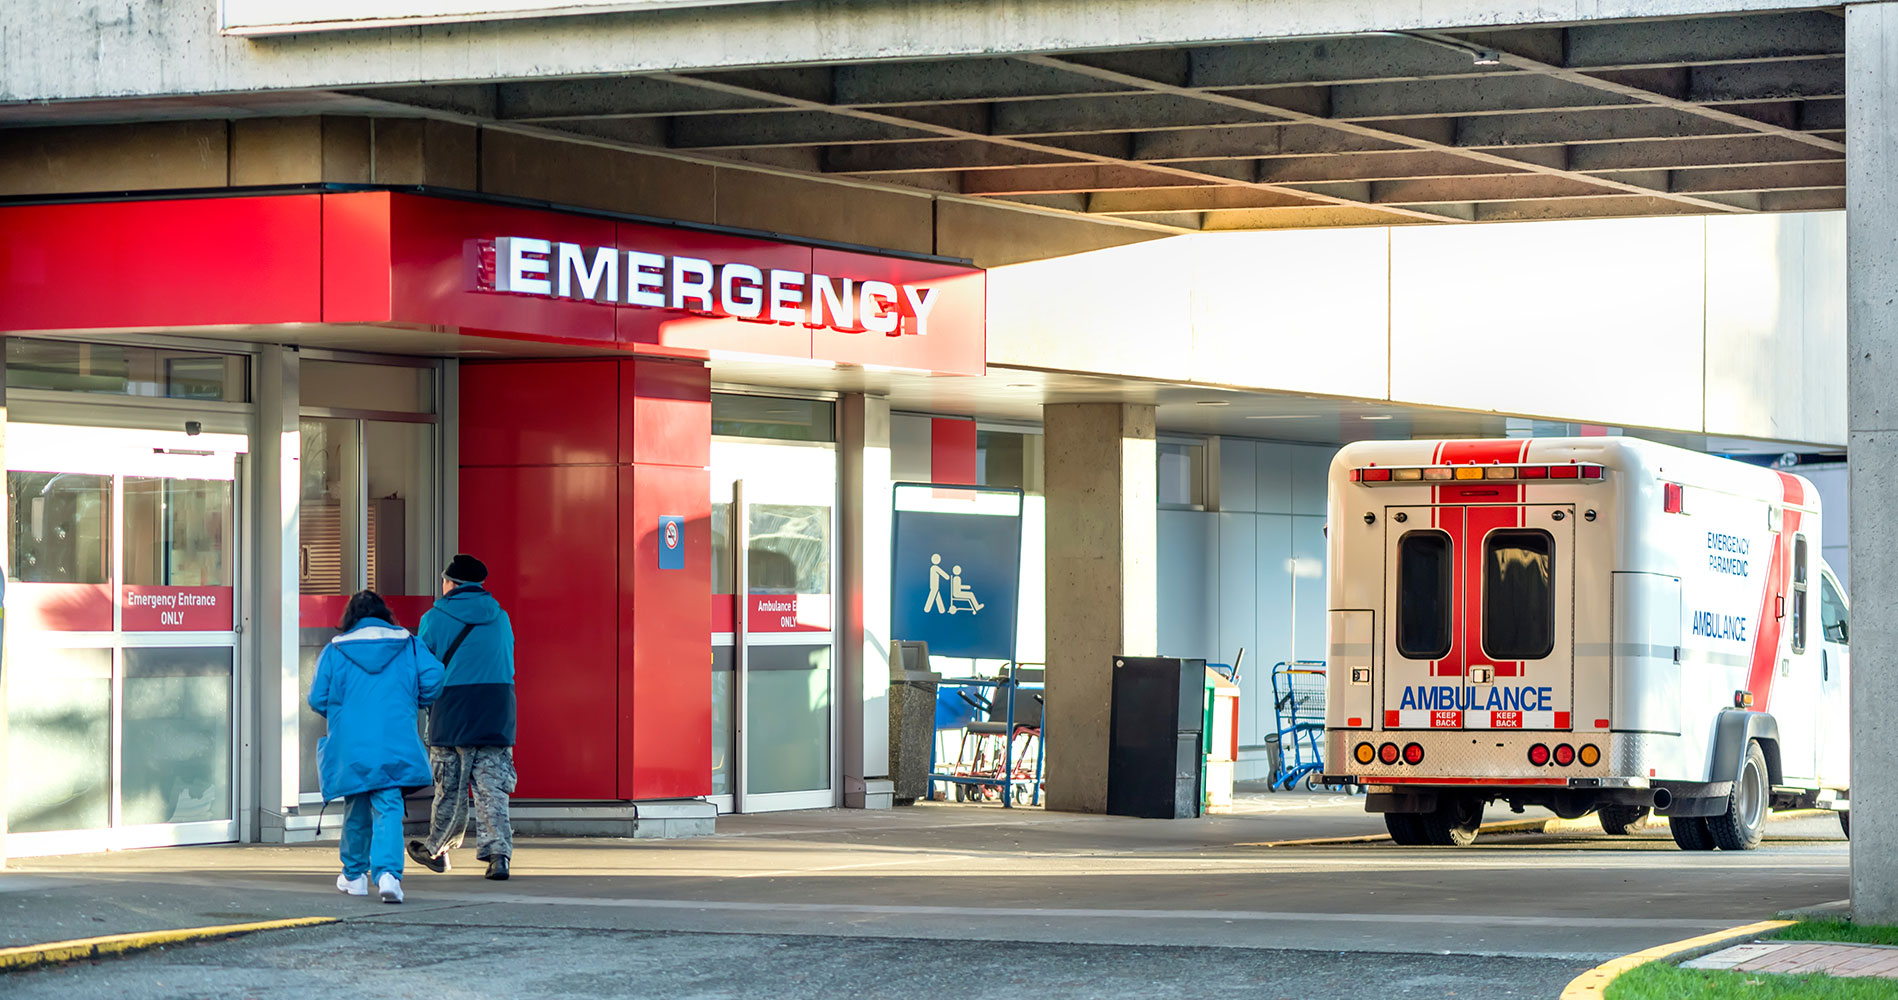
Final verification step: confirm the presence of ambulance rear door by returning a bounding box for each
[1383,506,1464,729]
[1465,503,1575,733]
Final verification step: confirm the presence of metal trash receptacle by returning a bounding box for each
[888,640,941,805]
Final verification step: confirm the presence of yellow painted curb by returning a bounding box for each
[0,917,338,973]
[1557,919,1795,999]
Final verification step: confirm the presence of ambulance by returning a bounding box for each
[1321,437,1851,849]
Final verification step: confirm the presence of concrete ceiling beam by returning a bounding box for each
[1367,174,1622,204]
[1180,36,1513,89]
[1558,11,1845,69]
[491,77,772,120]
[1416,27,1846,154]
[1667,161,1847,193]
[819,141,1092,174]
[1253,150,1533,182]
[666,107,982,148]
[962,163,1238,195]
[1447,107,1813,148]
[1469,195,1734,222]
[989,93,1284,136]
[1083,187,1326,213]
[1329,74,1644,120]
[1130,124,1400,160]
[831,59,1137,106]
[1588,58,1845,104]
[1025,52,1755,214]
[1566,134,1844,171]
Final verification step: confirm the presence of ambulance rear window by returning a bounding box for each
[1484,529,1554,660]
[1397,530,1453,660]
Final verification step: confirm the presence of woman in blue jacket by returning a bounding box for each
[308,591,444,904]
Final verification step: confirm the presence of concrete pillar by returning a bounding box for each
[254,346,302,842]
[1848,0,1898,923]
[1042,403,1157,813]
[841,394,894,808]
[0,377,9,865]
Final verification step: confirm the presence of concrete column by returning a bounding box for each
[1042,403,1157,813]
[254,346,302,842]
[840,394,894,808]
[1848,0,1898,923]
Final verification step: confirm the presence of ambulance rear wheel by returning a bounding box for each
[1598,805,1651,836]
[1840,810,1851,839]
[1384,812,1427,846]
[1418,796,1484,847]
[1670,815,1716,851]
[1706,741,1769,851]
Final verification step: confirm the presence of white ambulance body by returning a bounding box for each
[1323,437,1851,849]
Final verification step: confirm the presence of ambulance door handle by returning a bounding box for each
[1823,650,1830,683]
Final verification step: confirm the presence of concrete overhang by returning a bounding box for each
[0,5,1849,235]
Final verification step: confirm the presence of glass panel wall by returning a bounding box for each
[5,648,112,834]
[5,339,247,402]
[9,472,111,584]
[295,359,442,799]
[121,647,235,827]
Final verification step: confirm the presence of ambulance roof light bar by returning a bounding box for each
[1350,464,1605,484]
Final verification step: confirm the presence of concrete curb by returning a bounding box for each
[0,917,338,974]
[1244,808,1831,848]
[1556,919,1795,998]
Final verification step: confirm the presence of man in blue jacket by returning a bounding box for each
[408,554,519,880]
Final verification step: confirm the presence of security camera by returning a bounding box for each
[184,420,203,436]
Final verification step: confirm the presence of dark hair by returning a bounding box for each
[340,590,396,632]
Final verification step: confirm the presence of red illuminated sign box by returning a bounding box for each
[0,192,987,378]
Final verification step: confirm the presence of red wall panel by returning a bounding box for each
[460,463,620,800]
[321,192,395,323]
[622,463,713,799]
[460,360,619,467]
[620,359,711,468]
[0,196,323,331]
[931,418,978,485]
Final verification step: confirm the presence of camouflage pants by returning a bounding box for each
[422,745,516,862]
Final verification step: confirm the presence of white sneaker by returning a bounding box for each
[336,873,368,896]
[377,872,404,904]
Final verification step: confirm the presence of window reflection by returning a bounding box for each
[8,472,111,584]
[748,504,830,595]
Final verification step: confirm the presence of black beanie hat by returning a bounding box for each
[444,553,489,584]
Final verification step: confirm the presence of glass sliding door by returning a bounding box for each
[4,423,245,856]
[295,358,441,806]
[709,393,839,814]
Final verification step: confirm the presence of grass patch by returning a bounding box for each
[1605,963,1898,999]
[1774,919,1898,949]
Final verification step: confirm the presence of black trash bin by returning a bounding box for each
[1105,656,1206,819]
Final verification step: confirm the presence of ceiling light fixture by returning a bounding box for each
[1360,414,1395,421]
[1196,400,1231,406]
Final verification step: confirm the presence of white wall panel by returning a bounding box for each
[1291,514,1328,663]
[1158,509,1219,662]
[1218,513,1261,748]
[1256,441,1294,515]
[1388,217,1706,432]
[985,239,1194,381]
[1218,437,1257,513]
[1290,444,1333,516]
[1188,229,1389,399]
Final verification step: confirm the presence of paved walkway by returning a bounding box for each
[1685,941,1898,979]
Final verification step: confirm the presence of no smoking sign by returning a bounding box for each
[658,514,685,570]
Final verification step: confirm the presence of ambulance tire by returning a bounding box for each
[1670,815,1716,851]
[1598,805,1650,836]
[1418,796,1484,847]
[1706,741,1769,851]
[1840,811,1851,839]
[1384,812,1427,846]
